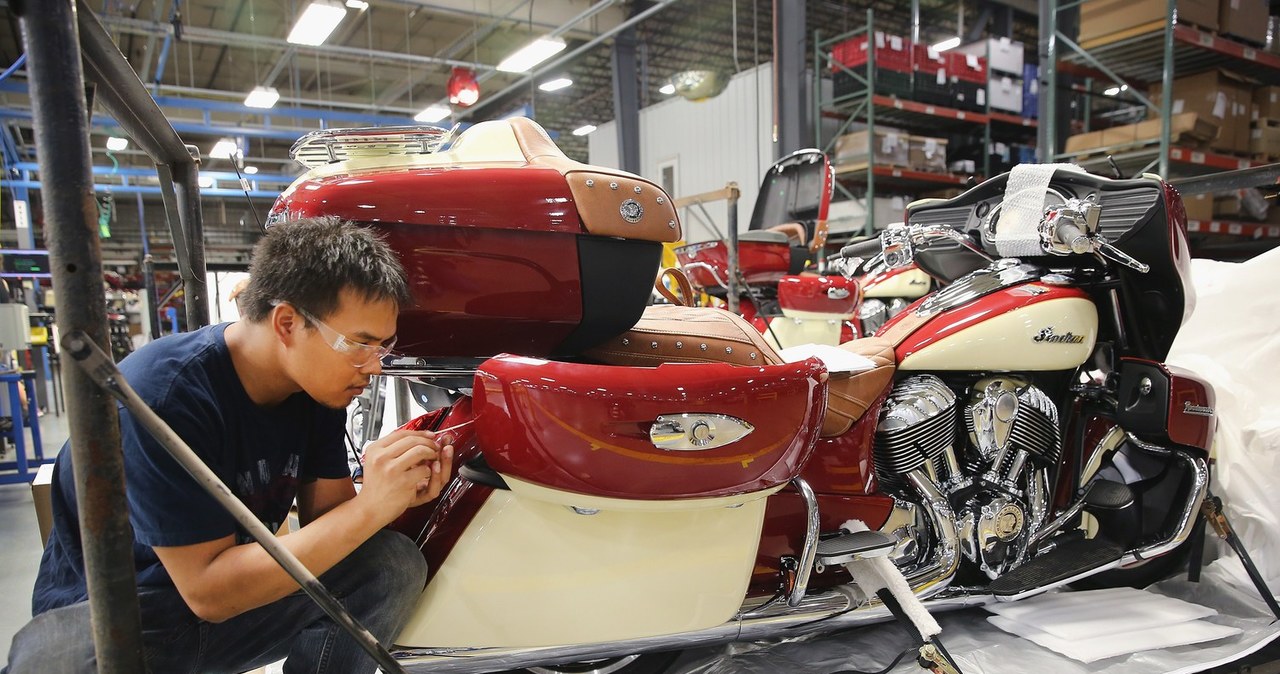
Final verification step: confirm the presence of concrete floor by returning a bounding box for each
[0,405,69,664]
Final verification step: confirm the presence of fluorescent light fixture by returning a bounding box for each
[286,1,347,46]
[210,138,239,159]
[105,136,129,152]
[345,0,368,9]
[243,165,259,175]
[539,77,573,92]
[497,36,567,73]
[931,37,961,51]
[414,106,451,123]
[572,124,596,136]
[197,175,215,188]
[244,86,280,109]
[659,83,676,95]
[1103,84,1128,96]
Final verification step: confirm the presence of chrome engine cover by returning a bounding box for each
[873,375,958,489]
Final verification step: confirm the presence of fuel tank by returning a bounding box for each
[879,265,1098,371]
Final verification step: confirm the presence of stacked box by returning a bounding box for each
[954,37,1024,76]
[1080,0,1219,45]
[949,51,988,112]
[988,75,1024,114]
[834,127,911,168]
[1219,0,1268,45]
[908,135,949,172]
[1022,64,1040,119]
[833,69,912,100]
[1151,69,1253,153]
[1254,86,1280,121]
[912,45,953,106]
[830,32,912,73]
[1250,123,1280,157]
[1182,192,1214,222]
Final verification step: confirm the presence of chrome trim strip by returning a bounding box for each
[902,469,961,592]
[788,477,821,607]
[393,592,991,672]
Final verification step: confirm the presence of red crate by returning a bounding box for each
[913,44,949,76]
[949,51,988,84]
[831,32,913,74]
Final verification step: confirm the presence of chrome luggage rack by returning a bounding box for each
[289,125,451,168]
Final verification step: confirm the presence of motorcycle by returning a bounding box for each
[269,119,1215,674]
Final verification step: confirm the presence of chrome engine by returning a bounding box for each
[874,375,1058,580]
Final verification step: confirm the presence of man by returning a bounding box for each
[6,216,452,673]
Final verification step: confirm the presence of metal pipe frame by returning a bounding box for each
[76,0,209,330]
[16,0,147,668]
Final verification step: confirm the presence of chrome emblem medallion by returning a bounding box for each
[620,199,644,223]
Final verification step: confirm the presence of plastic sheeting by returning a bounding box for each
[670,249,1280,673]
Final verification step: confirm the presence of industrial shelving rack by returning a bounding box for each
[812,9,1038,239]
[1042,0,1280,249]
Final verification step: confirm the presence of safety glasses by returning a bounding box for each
[271,300,397,368]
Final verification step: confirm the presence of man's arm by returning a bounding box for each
[296,477,357,526]
[154,430,453,623]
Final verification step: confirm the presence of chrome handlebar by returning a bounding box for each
[834,195,1150,276]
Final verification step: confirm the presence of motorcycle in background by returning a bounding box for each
[270,120,1222,673]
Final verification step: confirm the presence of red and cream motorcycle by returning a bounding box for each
[270,119,1214,673]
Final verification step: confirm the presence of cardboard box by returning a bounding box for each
[1214,188,1269,220]
[1081,0,1219,44]
[908,135,949,172]
[1181,192,1214,222]
[834,127,910,167]
[32,463,54,547]
[827,195,910,233]
[1151,70,1253,153]
[1134,112,1220,144]
[1065,130,1105,154]
[1254,86,1280,121]
[1219,0,1268,45]
[1250,123,1280,156]
[955,37,1024,76]
[988,76,1024,114]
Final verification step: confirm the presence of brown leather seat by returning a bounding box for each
[585,305,896,436]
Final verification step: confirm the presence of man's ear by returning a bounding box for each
[271,304,301,346]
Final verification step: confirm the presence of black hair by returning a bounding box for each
[238,216,411,323]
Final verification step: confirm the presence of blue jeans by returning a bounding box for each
[5,530,428,674]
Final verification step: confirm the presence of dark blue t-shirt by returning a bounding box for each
[32,323,349,615]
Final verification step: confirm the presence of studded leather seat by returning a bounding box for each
[585,305,896,436]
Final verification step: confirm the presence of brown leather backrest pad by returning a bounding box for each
[509,118,681,243]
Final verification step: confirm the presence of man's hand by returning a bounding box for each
[355,430,453,526]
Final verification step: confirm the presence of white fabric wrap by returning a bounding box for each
[841,519,942,638]
[991,163,1083,258]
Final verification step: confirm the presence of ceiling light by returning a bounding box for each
[497,36,567,73]
[198,175,215,188]
[414,106,451,123]
[345,0,368,9]
[243,165,259,175]
[210,138,239,159]
[659,83,676,95]
[243,86,280,109]
[1103,85,1128,96]
[539,78,573,92]
[105,136,129,152]
[931,37,961,52]
[286,1,347,46]
[572,124,596,136]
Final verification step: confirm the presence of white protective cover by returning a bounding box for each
[671,249,1280,674]
[991,163,1084,257]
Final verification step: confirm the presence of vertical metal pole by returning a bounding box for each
[11,185,35,248]
[813,30,823,150]
[172,153,210,329]
[773,0,806,158]
[911,0,920,45]
[1037,0,1057,161]
[726,185,740,314]
[865,8,876,237]
[1159,0,1175,178]
[611,22,640,174]
[15,1,146,670]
